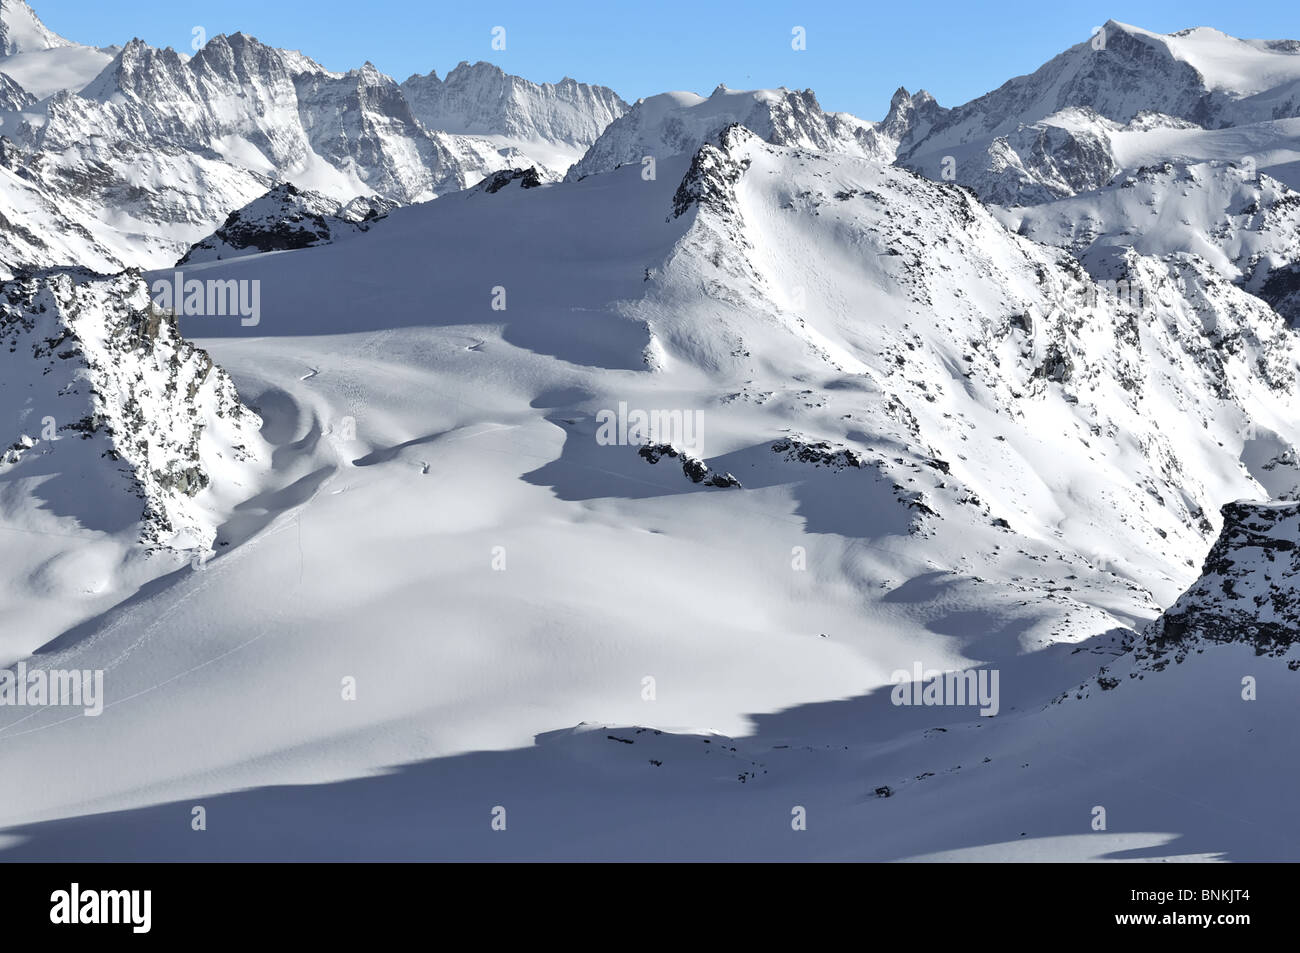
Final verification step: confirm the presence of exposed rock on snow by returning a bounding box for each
[477,167,543,193]
[5,6,1300,862]
[0,268,263,548]
[177,183,396,264]
[638,442,741,488]
[904,20,1300,160]
[998,160,1300,322]
[644,124,1300,578]
[1145,500,1300,659]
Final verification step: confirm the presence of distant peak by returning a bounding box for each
[347,61,394,86]
[449,60,502,75]
[0,0,74,56]
[888,87,939,113]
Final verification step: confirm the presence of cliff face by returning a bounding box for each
[0,269,266,549]
[1144,500,1300,663]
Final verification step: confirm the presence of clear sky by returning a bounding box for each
[32,0,1300,119]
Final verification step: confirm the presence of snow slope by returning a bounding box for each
[1,125,1298,859]
[996,160,1300,319]
[0,269,267,658]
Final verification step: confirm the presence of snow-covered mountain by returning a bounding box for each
[0,0,113,99]
[4,113,1299,858]
[566,85,903,181]
[890,22,1300,336]
[178,183,396,264]
[907,20,1300,153]
[0,0,65,56]
[1,7,1299,862]
[402,61,627,173]
[0,5,626,276]
[903,21,1300,207]
[0,269,265,552]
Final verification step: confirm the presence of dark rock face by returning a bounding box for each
[1144,500,1300,660]
[637,442,741,489]
[1258,262,1300,325]
[481,167,542,193]
[177,183,395,264]
[1033,344,1074,383]
[0,268,261,546]
[671,126,753,219]
[880,87,949,155]
[770,438,865,470]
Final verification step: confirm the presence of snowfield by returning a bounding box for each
[0,3,1298,862]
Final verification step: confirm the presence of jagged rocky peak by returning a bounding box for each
[1143,500,1300,662]
[400,60,628,146]
[80,36,191,100]
[0,69,32,109]
[178,183,397,265]
[880,86,947,151]
[670,123,756,218]
[566,84,890,182]
[1,25,630,273]
[903,19,1300,170]
[81,31,325,118]
[0,268,264,549]
[190,31,327,84]
[0,0,71,56]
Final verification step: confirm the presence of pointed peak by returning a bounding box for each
[0,0,74,56]
[449,60,503,75]
[402,68,440,85]
[223,32,266,48]
[349,60,393,85]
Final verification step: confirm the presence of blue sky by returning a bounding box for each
[34,1,1300,118]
